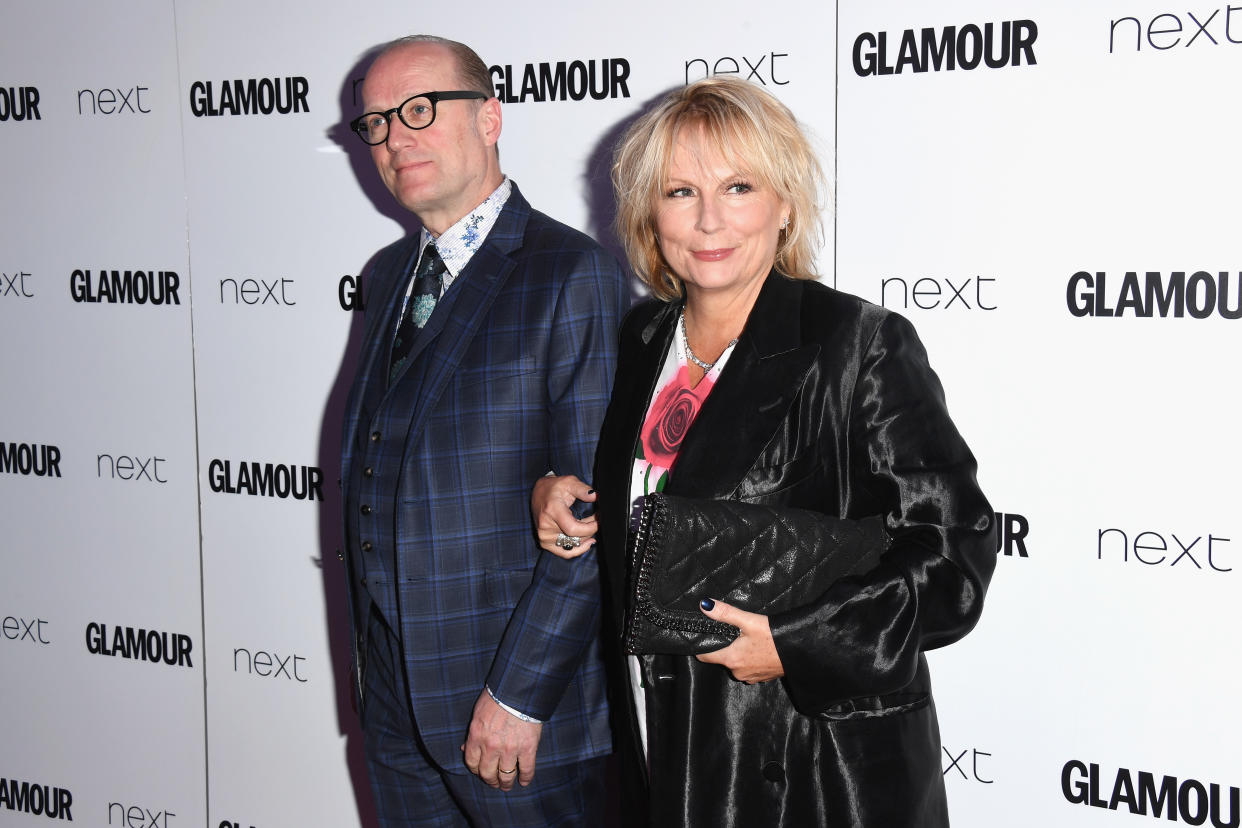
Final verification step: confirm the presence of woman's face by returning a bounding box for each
[654,128,789,303]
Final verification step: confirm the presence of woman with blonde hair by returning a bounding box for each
[534,76,995,827]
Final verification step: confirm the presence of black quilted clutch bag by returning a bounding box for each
[623,493,887,655]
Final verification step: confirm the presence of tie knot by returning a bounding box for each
[416,242,446,281]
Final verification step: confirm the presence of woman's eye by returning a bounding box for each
[666,186,694,198]
[726,181,753,194]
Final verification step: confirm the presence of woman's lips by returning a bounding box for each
[692,248,734,261]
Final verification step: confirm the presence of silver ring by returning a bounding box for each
[555,533,581,551]
[499,767,517,774]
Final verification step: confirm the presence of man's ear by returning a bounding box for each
[477,96,502,147]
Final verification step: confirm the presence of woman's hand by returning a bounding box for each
[695,599,785,683]
[531,474,599,559]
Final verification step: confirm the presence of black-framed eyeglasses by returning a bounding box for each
[349,90,488,145]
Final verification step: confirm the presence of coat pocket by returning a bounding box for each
[736,449,819,503]
[808,692,948,827]
[457,355,537,389]
[816,691,929,721]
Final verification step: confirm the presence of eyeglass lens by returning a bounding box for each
[356,95,435,144]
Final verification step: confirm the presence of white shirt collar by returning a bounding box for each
[420,177,513,292]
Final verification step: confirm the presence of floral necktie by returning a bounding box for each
[389,242,446,385]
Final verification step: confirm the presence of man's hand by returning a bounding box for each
[695,599,785,684]
[461,689,543,790]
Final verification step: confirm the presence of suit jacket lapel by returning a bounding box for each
[383,187,531,448]
[667,273,820,500]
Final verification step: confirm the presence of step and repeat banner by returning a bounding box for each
[836,5,1241,827]
[1,1,1237,826]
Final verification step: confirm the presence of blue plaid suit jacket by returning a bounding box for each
[341,184,623,771]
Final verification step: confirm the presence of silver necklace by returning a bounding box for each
[679,311,737,372]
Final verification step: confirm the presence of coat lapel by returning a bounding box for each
[607,303,679,475]
[666,273,820,500]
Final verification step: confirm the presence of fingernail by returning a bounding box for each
[700,598,715,611]
[587,489,596,495]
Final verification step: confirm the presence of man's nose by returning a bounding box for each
[384,116,419,150]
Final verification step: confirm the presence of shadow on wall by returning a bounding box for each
[582,104,642,305]
[305,45,420,828]
[582,85,690,307]
[327,44,424,239]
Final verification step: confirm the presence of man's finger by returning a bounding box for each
[497,759,519,791]
[462,740,482,775]
[476,742,503,788]
[517,749,537,787]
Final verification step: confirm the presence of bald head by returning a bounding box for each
[373,35,494,97]
[359,38,503,234]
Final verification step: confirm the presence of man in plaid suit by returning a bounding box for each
[340,35,623,826]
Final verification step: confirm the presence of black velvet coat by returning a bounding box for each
[592,273,996,827]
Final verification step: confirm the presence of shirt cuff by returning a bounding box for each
[486,685,543,723]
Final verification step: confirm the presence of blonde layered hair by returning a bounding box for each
[612,76,826,301]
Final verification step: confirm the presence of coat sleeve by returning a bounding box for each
[484,246,626,720]
[769,310,996,713]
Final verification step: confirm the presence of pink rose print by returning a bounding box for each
[640,367,713,470]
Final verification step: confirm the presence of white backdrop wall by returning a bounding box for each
[1,1,1237,827]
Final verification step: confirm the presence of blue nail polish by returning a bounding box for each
[700,598,715,611]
